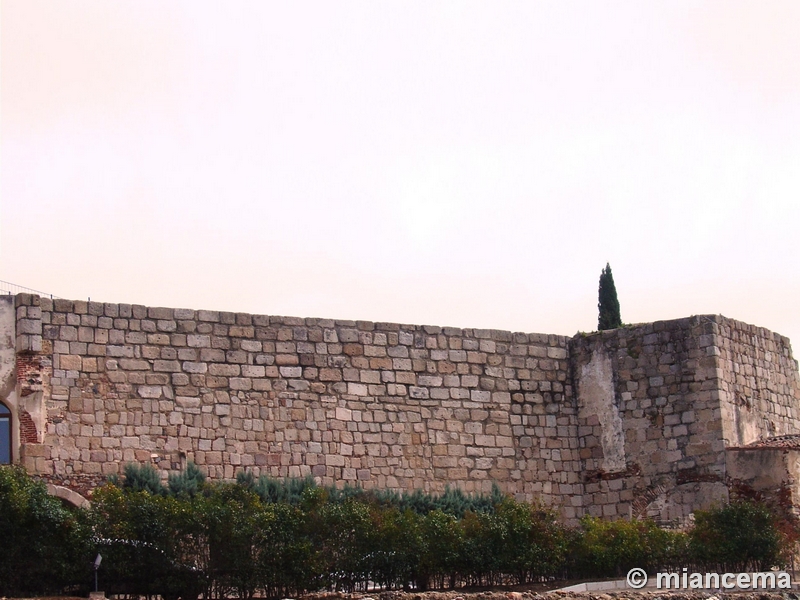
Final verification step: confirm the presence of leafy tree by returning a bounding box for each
[418,510,464,590]
[255,502,314,599]
[368,506,422,590]
[460,510,502,586]
[569,515,685,578]
[598,262,622,330]
[0,466,93,596]
[10,461,798,596]
[494,499,568,584]
[306,499,374,592]
[690,500,784,572]
[202,484,263,600]
[91,484,205,600]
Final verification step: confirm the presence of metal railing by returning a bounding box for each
[0,279,61,299]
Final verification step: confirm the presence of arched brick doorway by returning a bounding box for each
[0,402,10,464]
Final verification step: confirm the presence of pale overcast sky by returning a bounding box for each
[2,2,799,348]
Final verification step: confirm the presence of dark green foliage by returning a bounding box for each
[168,461,206,497]
[369,506,423,590]
[418,509,464,589]
[110,461,206,498]
[689,500,783,572]
[117,462,167,495]
[307,499,375,591]
[252,473,317,504]
[91,483,207,600]
[598,262,622,330]
[0,466,93,596]
[569,515,685,578]
[376,483,505,518]
[0,465,794,597]
[236,471,504,517]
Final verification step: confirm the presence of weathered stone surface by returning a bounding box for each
[2,295,799,525]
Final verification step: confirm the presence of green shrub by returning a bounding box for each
[4,463,792,597]
[110,462,166,495]
[168,461,206,497]
[91,483,206,599]
[690,500,784,572]
[570,515,685,577]
[369,506,423,590]
[235,471,504,517]
[418,509,465,590]
[0,465,93,596]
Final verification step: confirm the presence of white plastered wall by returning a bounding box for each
[577,349,626,472]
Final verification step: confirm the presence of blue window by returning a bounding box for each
[0,403,10,464]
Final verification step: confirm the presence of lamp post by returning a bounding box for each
[93,554,102,593]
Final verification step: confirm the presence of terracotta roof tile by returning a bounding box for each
[733,434,800,450]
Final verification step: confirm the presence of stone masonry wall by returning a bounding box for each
[570,317,735,522]
[715,317,800,447]
[569,315,800,523]
[16,294,582,517]
[8,293,800,525]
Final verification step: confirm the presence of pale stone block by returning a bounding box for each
[154,360,181,372]
[239,339,261,352]
[18,319,42,334]
[138,386,163,399]
[470,390,491,402]
[242,365,265,377]
[347,383,368,396]
[326,454,345,466]
[418,375,443,387]
[279,366,302,378]
[209,363,239,376]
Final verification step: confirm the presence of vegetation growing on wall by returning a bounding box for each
[0,464,795,598]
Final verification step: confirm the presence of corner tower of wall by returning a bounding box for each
[570,316,731,522]
[713,316,800,446]
[570,315,800,523]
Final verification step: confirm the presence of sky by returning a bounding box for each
[2,1,800,348]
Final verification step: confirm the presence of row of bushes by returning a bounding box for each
[114,461,508,517]
[0,464,794,598]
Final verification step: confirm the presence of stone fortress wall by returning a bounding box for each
[571,315,799,521]
[2,293,799,524]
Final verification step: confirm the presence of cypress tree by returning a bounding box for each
[598,263,622,330]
